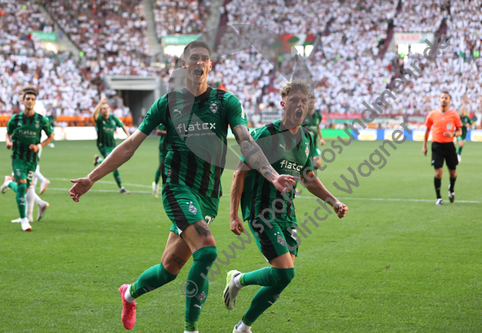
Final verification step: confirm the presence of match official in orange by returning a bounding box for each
[422,91,462,205]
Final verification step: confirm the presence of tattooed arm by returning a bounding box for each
[232,124,297,193]
[230,160,251,235]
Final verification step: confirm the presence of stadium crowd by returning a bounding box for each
[1,0,481,126]
[154,0,209,39]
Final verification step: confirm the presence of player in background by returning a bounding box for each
[31,96,51,195]
[69,40,296,333]
[422,91,462,205]
[1,87,54,230]
[92,97,131,193]
[302,94,325,169]
[224,80,348,333]
[456,106,472,162]
[152,123,167,198]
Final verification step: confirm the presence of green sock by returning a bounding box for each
[240,267,295,287]
[113,170,122,188]
[184,246,217,329]
[457,146,463,155]
[130,263,177,298]
[8,182,18,192]
[243,285,287,325]
[154,168,161,184]
[16,183,27,218]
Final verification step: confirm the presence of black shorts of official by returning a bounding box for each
[431,142,458,170]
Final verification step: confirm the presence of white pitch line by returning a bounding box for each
[299,196,481,204]
[48,187,151,194]
[44,184,482,204]
[49,178,151,188]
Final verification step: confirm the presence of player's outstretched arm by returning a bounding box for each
[232,124,297,192]
[92,97,106,121]
[122,125,131,138]
[69,130,147,202]
[302,171,348,219]
[5,133,13,149]
[230,160,251,235]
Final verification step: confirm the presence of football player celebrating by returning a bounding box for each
[224,80,348,333]
[69,40,296,333]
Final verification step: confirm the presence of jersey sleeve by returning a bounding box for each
[240,127,272,164]
[425,112,433,129]
[225,93,248,129]
[6,115,16,134]
[41,115,53,136]
[113,115,124,127]
[138,96,167,136]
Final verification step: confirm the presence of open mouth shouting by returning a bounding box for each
[294,109,304,122]
[194,68,204,79]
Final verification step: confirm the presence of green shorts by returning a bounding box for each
[98,145,115,158]
[247,218,299,262]
[163,183,219,235]
[12,159,37,187]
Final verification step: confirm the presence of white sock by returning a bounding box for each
[35,165,46,184]
[26,186,36,218]
[183,331,199,333]
[124,285,135,303]
[34,191,45,206]
[234,273,243,289]
[236,320,251,331]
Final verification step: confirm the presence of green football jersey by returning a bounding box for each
[240,120,315,224]
[302,110,322,142]
[95,115,124,148]
[7,112,53,163]
[138,87,247,198]
[157,123,167,151]
[460,115,472,137]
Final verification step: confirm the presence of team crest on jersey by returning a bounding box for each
[35,123,39,128]
[210,102,218,113]
[189,202,197,215]
[196,291,206,302]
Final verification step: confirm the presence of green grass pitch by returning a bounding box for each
[1,138,481,332]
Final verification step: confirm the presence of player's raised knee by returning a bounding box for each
[273,267,295,287]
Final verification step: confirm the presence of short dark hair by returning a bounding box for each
[441,91,451,99]
[21,86,38,99]
[183,40,211,59]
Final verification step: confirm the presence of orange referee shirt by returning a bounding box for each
[425,109,462,143]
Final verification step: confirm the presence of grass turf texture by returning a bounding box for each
[1,138,481,332]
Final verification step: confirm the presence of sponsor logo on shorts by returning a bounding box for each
[277,234,284,246]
